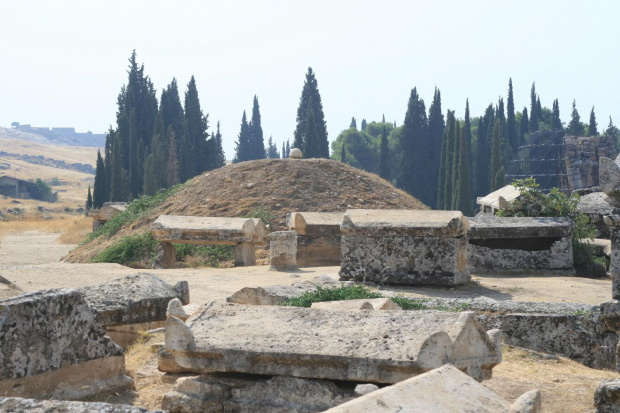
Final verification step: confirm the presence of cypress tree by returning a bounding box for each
[103,127,114,199]
[537,97,543,121]
[282,142,286,158]
[249,95,265,159]
[234,111,251,163]
[350,117,357,129]
[286,140,290,158]
[475,108,490,198]
[567,100,585,136]
[589,106,598,136]
[490,119,503,191]
[529,83,539,132]
[379,121,390,180]
[304,105,320,158]
[494,166,506,190]
[293,68,328,158]
[212,122,226,168]
[450,120,461,210]
[454,122,473,216]
[442,110,456,210]
[166,126,180,187]
[142,154,157,196]
[506,78,518,153]
[110,134,127,202]
[93,150,108,209]
[463,99,473,176]
[361,119,367,131]
[340,143,347,163]
[520,107,529,145]
[184,76,209,174]
[552,99,562,131]
[85,185,93,215]
[266,136,280,158]
[128,109,142,199]
[428,88,445,208]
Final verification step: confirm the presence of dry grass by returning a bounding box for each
[0,215,91,244]
[486,346,616,412]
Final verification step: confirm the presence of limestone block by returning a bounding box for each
[158,303,501,383]
[89,202,128,221]
[269,230,298,271]
[167,298,189,321]
[0,397,162,412]
[468,215,573,239]
[609,225,620,300]
[151,215,257,244]
[311,298,402,311]
[289,212,344,236]
[477,185,522,213]
[226,276,353,305]
[251,218,268,244]
[79,273,190,327]
[323,364,540,413]
[340,209,469,237]
[0,289,133,399]
[296,234,342,267]
[594,378,620,413]
[600,156,620,207]
[340,234,470,286]
[162,374,356,413]
[233,242,256,266]
[510,389,542,413]
[154,241,177,269]
[105,321,166,350]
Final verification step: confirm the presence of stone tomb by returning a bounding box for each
[158,302,501,383]
[89,202,128,230]
[467,215,574,274]
[324,364,541,413]
[288,212,344,266]
[476,185,521,214]
[339,209,470,286]
[150,215,267,267]
[79,273,189,348]
[0,289,133,399]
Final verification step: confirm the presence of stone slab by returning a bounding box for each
[477,184,522,213]
[0,289,132,399]
[0,397,161,412]
[151,215,259,244]
[89,202,128,221]
[468,216,573,239]
[323,364,540,413]
[340,209,468,237]
[311,298,402,311]
[289,212,344,236]
[79,273,190,326]
[158,302,501,383]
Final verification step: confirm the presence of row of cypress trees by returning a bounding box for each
[92,52,225,208]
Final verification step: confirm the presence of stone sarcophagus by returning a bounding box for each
[158,302,501,384]
[288,212,344,267]
[89,202,128,230]
[0,289,133,399]
[338,209,470,286]
[467,215,574,274]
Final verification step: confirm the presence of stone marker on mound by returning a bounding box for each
[79,273,189,348]
[288,212,344,266]
[0,397,163,413]
[158,302,501,383]
[339,209,470,286]
[323,364,541,413]
[289,148,302,159]
[0,289,133,399]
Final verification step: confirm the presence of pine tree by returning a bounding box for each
[340,143,346,163]
[234,111,251,163]
[212,122,226,168]
[454,122,473,216]
[266,136,280,158]
[361,119,367,131]
[379,121,390,180]
[428,88,445,208]
[249,95,265,159]
[490,119,503,191]
[166,126,180,187]
[85,185,93,215]
[184,76,209,174]
[552,99,562,131]
[588,106,598,136]
[506,78,518,153]
[520,107,529,145]
[93,150,108,209]
[293,68,329,158]
[350,117,357,129]
[567,100,585,136]
[529,83,539,132]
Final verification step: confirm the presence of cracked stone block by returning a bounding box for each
[0,289,133,399]
[158,302,500,383]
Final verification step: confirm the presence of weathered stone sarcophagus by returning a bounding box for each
[288,212,344,267]
[338,209,470,286]
[89,202,128,230]
[467,215,574,274]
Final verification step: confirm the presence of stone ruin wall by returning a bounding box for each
[564,135,617,191]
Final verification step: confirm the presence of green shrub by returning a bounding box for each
[93,232,158,266]
[242,206,277,227]
[174,244,234,267]
[281,285,383,308]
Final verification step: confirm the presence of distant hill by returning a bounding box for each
[5,125,105,147]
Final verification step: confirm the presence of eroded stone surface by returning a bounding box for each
[600,157,620,207]
[477,185,522,214]
[158,303,500,383]
[79,273,190,326]
[323,364,538,413]
[311,298,402,311]
[578,192,613,238]
[162,373,356,413]
[289,212,344,236]
[89,202,128,221]
[0,397,161,413]
[594,378,620,413]
[269,231,298,271]
[167,298,189,321]
[0,289,132,398]
[289,212,344,267]
[151,215,260,244]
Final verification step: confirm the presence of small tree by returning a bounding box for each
[588,106,598,136]
[85,186,93,215]
[567,100,585,136]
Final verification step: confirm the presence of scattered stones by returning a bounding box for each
[323,364,540,413]
[268,230,298,271]
[594,378,620,413]
[310,298,401,311]
[339,209,470,286]
[158,302,501,383]
[288,212,344,266]
[467,215,574,274]
[0,397,162,412]
[0,289,133,399]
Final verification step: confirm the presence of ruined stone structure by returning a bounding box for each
[577,191,614,238]
[339,209,470,286]
[565,135,617,191]
[268,230,298,270]
[79,273,189,348]
[150,215,267,267]
[0,289,133,399]
[159,302,501,383]
[89,202,128,230]
[288,212,343,266]
[467,215,574,274]
[595,378,620,413]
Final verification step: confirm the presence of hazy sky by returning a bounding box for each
[1,1,618,158]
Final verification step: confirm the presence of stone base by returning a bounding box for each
[106,321,166,349]
[234,242,256,266]
[296,235,341,267]
[156,242,177,269]
[0,356,133,400]
[339,235,470,286]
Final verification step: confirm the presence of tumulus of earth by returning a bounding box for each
[65,158,427,263]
